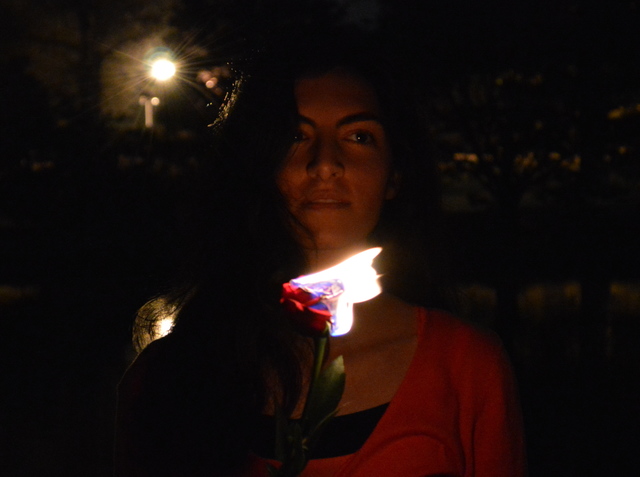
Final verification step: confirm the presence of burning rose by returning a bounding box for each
[285,248,382,337]
[280,283,332,337]
[271,249,382,476]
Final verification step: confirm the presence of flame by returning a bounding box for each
[291,248,382,336]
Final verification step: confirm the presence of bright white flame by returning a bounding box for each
[150,59,176,81]
[292,248,382,336]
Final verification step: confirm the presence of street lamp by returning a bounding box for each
[150,58,176,82]
[141,50,176,128]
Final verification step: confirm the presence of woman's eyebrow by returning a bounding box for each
[337,113,382,127]
[297,112,383,127]
[298,115,316,126]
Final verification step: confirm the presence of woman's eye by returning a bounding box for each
[348,131,375,144]
[293,130,307,142]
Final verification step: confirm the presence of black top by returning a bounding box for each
[252,403,389,459]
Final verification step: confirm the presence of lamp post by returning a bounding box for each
[138,95,160,128]
[140,55,176,129]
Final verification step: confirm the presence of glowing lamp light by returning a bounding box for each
[290,248,382,336]
[150,58,176,81]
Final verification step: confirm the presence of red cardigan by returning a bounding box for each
[117,308,526,476]
[247,308,527,476]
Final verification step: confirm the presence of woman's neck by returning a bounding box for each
[303,243,370,273]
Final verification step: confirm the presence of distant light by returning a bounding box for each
[453,152,479,163]
[150,59,176,81]
[150,97,160,106]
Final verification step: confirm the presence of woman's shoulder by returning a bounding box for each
[417,307,499,341]
[407,307,518,408]
[415,307,508,368]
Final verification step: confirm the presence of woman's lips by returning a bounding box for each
[303,198,350,209]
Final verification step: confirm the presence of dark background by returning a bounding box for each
[2,1,639,475]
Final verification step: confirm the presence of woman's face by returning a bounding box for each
[277,70,397,268]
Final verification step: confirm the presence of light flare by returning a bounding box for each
[157,317,174,338]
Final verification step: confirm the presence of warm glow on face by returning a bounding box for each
[150,59,176,81]
[276,72,395,255]
[291,247,382,336]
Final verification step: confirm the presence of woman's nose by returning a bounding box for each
[306,139,344,180]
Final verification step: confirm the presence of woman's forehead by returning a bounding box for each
[294,71,382,116]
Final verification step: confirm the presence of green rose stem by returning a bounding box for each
[270,324,345,477]
[304,333,327,417]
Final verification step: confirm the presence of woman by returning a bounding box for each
[115,29,526,476]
